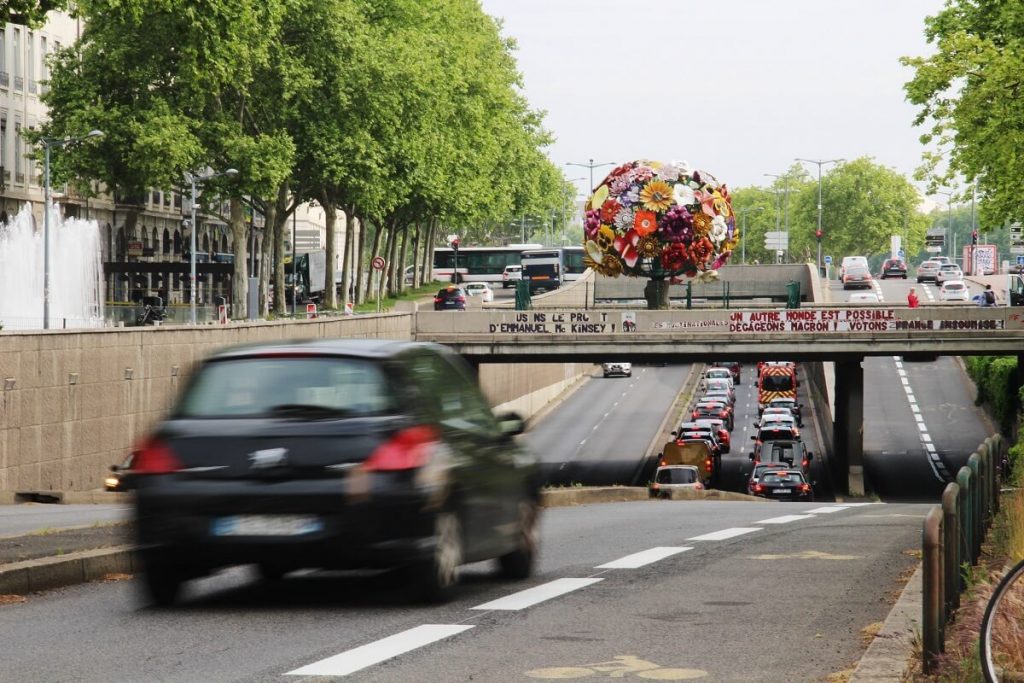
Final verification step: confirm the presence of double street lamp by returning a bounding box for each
[735,206,764,264]
[185,167,238,324]
[566,158,615,194]
[41,129,104,329]
[795,157,844,274]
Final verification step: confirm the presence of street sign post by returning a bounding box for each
[925,228,946,254]
[823,255,832,265]
[764,231,789,251]
[1011,223,1024,254]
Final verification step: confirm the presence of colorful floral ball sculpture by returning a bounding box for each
[583,160,737,282]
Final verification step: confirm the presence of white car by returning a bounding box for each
[939,280,970,302]
[848,291,880,304]
[501,265,523,288]
[935,263,964,285]
[602,362,632,378]
[463,282,494,302]
[649,465,704,498]
[839,255,868,280]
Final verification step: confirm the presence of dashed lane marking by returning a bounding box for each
[686,527,762,542]
[754,515,816,525]
[471,578,603,611]
[805,506,851,514]
[596,546,693,569]
[285,624,474,677]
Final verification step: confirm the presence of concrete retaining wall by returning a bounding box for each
[0,314,588,493]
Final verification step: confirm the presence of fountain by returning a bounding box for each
[0,203,105,330]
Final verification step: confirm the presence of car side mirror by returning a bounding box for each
[748,453,755,460]
[670,430,678,437]
[753,422,759,429]
[109,464,119,473]
[750,435,757,441]
[806,452,814,461]
[494,411,525,437]
[798,404,804,408]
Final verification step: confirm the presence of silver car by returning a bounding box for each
[935,263,964,285]
[916,260,941,282]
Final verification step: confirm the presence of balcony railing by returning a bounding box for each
[0,72,9,87]
[15,172,24,184]
[28,80,37,94]
[14,75,23,90]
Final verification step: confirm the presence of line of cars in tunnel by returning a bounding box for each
[651,361,815,502]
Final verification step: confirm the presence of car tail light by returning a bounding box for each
[692,410,699,419]
[694,482,704,490]
[433,296,443,303]
[799,483,811,493]
[363,425,440,471]
[753,483,764,493]
[132,437,183,474]
[704,457,713,473]
[456,296,465,303]
[801,459,809,469]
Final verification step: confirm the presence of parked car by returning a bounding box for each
[751,469,814,502]
[842,264,873,290]
[935,263,964,285]
[880,258,908,279]
[602,362,632,378]
[939,280,970,302]
[649,465,704,498]
[501,265,523,288]
[434,285,467,311]
[130,339,541,606]
[916,260,941,282]
[464,282,494,303]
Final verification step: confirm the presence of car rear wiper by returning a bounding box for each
[266,404,353,420]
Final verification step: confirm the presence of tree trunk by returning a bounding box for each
[398,223,409,293]
[260,200,275,318]
[383,220,397,297]
[411,222,421,289]
[423,216,437,284]
[322,196,339,310]
[273,182,289,315]
[341,210,355,310]
[643,278,670,310]
[230,198,248,318]
[366,219,385,302]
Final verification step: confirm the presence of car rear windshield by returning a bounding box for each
[762,472,804,483]
[945,283,965,290]
[657,468,698,484]
[177,357,396,418]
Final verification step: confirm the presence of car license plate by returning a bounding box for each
[211,515,323,537]
[774,488,791,495]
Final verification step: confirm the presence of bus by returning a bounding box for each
[521,246,587,292]
[432,244,542,284]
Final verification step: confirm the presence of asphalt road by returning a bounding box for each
[0,503,127,538]
[524,364,691,486]
[0,500,925,682]
[831,276,992,500]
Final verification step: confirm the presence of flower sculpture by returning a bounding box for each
[583,160,737,286]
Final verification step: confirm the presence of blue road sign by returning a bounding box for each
[898,249,906,259]
[823,255,833,265]
[1017,255,1024,266]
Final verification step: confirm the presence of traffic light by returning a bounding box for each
[815,229,823,240]
[450,237,460,251]
[971,229,978,245]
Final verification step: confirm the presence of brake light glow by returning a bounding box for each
[694,482,704,490]
[704,458,712,473]
[753,483,764,493]
[363,425,440,471]
[433,297,443,303]
[132,438,183,474]
[799,483,811,493]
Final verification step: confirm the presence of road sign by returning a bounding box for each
[1012,245,1024,255]
[764,231,789,250]
[898,249,906,260]
[823,255,833,265]
[1017,255,1024,266]
[306,303,318,319]
[371,255,386,271]
[926,246,943,253]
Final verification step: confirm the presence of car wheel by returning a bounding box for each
[412,511,462,603]
[498,498,539,580]
[257,561,290,582]
[139,552,184,606]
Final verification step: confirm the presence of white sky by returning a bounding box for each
[479,0,947,197]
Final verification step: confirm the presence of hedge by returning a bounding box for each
[965,356,1021,434]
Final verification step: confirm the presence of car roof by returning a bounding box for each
[207,338,438,361]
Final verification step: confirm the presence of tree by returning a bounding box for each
[902,0,1024,228]
[5,0,68,27]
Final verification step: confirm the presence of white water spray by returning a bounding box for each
[0,203,105,330]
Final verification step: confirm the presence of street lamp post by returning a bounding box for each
[566,158,615,193]
[736,206,764,265]
[936,189,955,260]
[763,174,784,263]
[795,158,844,274]
[186,167,238,324]
[41,129,104,329]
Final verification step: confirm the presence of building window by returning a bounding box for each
[13,28,22,90]
[40,36,46,80]
[26,31,35,93]
[151,189,160,206]
[14,122,23,184]
[0,114,7,181]
[0,30,7,88]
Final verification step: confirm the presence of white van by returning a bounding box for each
[839,256,868,279]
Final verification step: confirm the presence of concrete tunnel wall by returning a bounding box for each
[0,314,590,493]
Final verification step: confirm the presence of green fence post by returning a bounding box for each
[786,280,801,309]
[515,279,532,311]
[968,453,982,563]
[941,483,960,614]
[956,466,972,588]
[686,281,692,310]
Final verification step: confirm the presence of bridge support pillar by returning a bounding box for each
[833,359,864,497]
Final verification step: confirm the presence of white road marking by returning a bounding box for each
[286,624,474,677]
[596,546,693,569]
[911,404,920,413]
[471,578,603,611]
[907,395,917,404]
[917,422,929,432]
[901,377,910,386]
[806,506,851,514]
[837,502,883,507]
[687,527,762,541]
[914,414,925,423]
[754,514,816,525]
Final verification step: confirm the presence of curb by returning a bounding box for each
[541,486,764,507]
[0,546,135,596]
[2,490,131,505]
[849,563,922,681]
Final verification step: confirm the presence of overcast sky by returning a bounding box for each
[479,0,947,198]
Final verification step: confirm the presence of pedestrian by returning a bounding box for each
[907,287,919,308]
[983,284,996,306]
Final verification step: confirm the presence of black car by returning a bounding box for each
[130,339,540,605]
[433,286,467,311]
[751,469,814,502]
[750,439,813,476]
[880,258,908,279]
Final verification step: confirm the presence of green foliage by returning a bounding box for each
[965,356,1020,434]
[902,0,1024,229]
[5,0,68,27]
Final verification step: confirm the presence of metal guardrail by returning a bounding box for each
[922,434,1005,673]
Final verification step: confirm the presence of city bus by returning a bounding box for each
[432,244,542,284]
[521,246,587,292]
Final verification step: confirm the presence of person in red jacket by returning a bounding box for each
[907,287,920,308]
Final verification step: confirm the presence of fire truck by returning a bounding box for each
[757,361,798,414]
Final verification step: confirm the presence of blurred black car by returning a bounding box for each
[880,258,908,279]
[130,339,540,605]
[434,286,467,311]
[750,469,814,501]
[105,453,135,492]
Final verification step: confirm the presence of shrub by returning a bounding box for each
[966,356,1020,434]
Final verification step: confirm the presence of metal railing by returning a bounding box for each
[922,434,1005,673]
